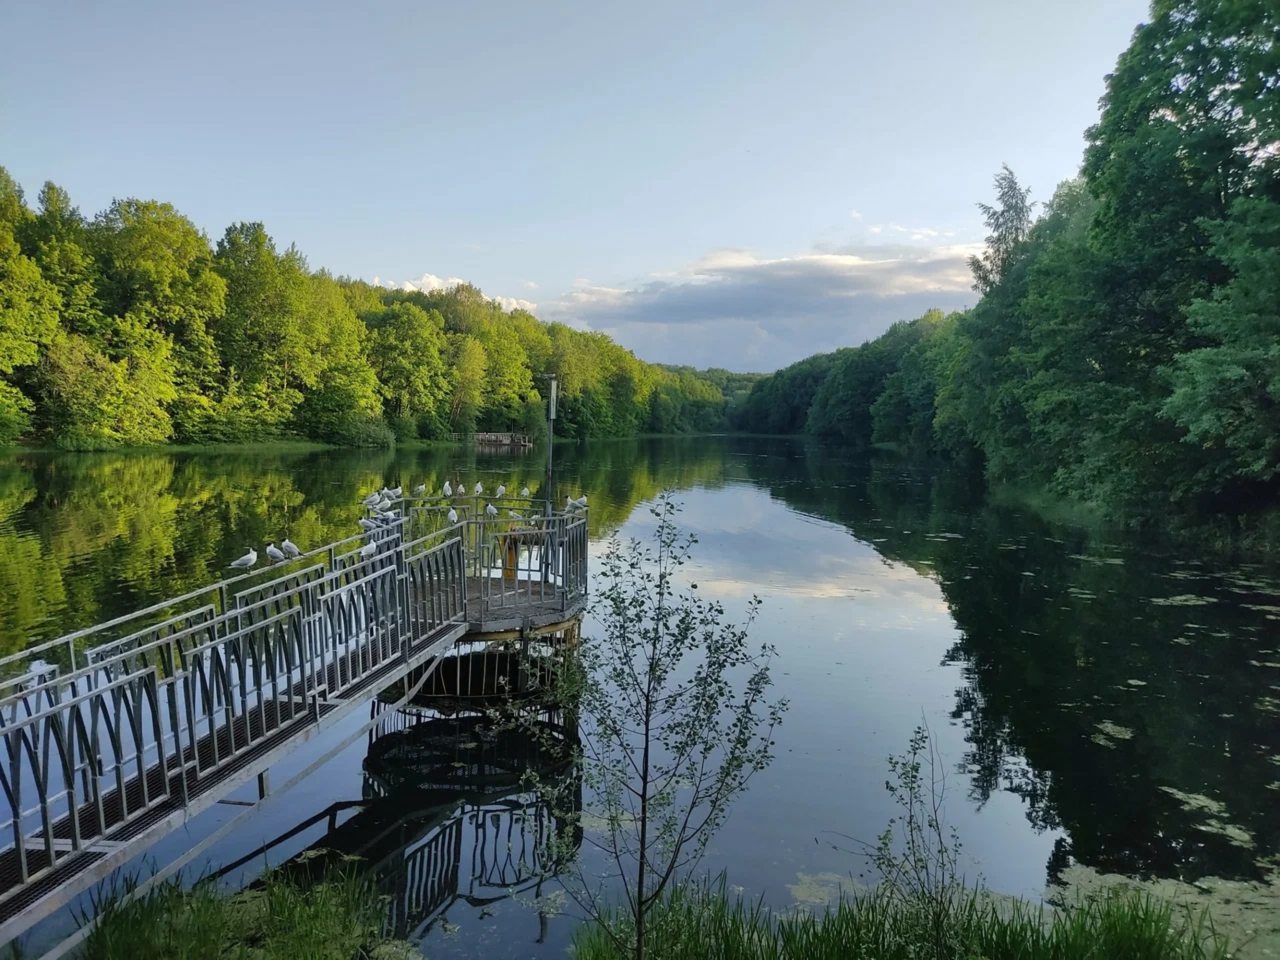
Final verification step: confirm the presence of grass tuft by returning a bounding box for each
[573,877,1230,960]
[80,864,394,960]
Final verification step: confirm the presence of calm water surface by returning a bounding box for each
[3,437,1277,957]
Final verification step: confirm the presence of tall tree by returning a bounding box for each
[967,165,1034,294]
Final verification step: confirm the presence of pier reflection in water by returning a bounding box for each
[218,622,582,946]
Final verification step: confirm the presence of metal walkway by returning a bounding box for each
[0,497,587,944]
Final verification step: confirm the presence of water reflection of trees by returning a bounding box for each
[0,438,730,655]
[739,441,1280,886]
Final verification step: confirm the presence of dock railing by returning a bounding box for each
[0,494,586,934]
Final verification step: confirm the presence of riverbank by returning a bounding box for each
[76,873,1234,960]
[573,882,1231,960]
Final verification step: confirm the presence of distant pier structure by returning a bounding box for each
[446,432,535,449]
[0,492,587,948]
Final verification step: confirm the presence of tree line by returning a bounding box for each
[0,176,755,449]
[736,0,1278,531]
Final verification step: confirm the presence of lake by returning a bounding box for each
[3,436,1278,957]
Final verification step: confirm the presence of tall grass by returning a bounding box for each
[573,879,1230,960]
[79,865,390,960]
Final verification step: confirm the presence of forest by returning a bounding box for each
[0,176,755,449]
[736,0,1278,532]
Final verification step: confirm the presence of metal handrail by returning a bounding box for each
[0,494,588,917]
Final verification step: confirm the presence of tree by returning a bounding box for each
[967,165,1034,294]
[365,302,448,438]
[95,199,225,440]
[1163,196,1280,497]
[508,495,784,960]
[0,169,60,442]
[446,334,487,432]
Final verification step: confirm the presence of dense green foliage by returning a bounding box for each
[736,0,1279,526]
[0,173,736,449]
[573,882,1229,960]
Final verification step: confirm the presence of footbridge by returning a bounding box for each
[0,495,588,944]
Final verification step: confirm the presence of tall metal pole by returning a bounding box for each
[544,375,557,518]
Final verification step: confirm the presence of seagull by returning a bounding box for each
[282,538,301,558]
[442,480,453,497]
[362,492,382,507]
[495,484,506,498]
[447,507,458,524]
[508,510,525,520]
[474,481,484,495]
[359,518,379,532]
[229,548,257,571]
[485,502,498,518]
[360,540,378,560]
[413,483,427,496]
[23,658,53,690]
[566,496,574,511]
[387,486,402,498]
[573,495,589,509]
[265,542,286,563]
[520,486,530,498]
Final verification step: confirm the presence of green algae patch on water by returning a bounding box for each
[787,871,856,906]
[1150,594,1218,607]
[1052,862,1280,960]
[1095,721,1135,741]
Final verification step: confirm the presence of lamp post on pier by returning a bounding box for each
[543,374,557,519]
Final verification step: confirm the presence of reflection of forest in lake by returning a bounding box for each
[3,437,1277,904]
[0,440,730,654]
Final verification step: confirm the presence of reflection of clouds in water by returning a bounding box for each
[654,486,953,620]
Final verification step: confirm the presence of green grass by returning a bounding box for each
[573,880,1230,960]
[79,865,400,960]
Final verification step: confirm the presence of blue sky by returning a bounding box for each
[3,0,1150,371]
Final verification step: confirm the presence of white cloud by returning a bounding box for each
[372,273,537,314]
[538,242,978,371]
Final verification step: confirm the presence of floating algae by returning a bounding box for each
[1157,787,1255,849]
[1149,594,1217,607]
[1051,861,1280,960]
[788,871,856,906]
[1094,720,1134,741]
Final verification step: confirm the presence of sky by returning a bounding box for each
[2,0,1151,372]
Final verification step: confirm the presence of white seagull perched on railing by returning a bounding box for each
[442,480,453,497]
[358,518,379,532]
[447,507,458,524]
[495,484,506,498]
[413,483,427,496]
[387,486,402,499]
[229,548,257,571]
[360,540,378,560]
[265,542,286,563]
[474,481,484,495]
[282,538,301,558]
[520,486,530,497]
[362,492,382,507]
[22,658,53,690]
[485,502,498,518]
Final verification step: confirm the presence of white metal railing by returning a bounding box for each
[0,521,466,903]
[0,493,588,912]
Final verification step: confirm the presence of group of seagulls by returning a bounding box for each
[227,480,585,572]
[228,537,301,573]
